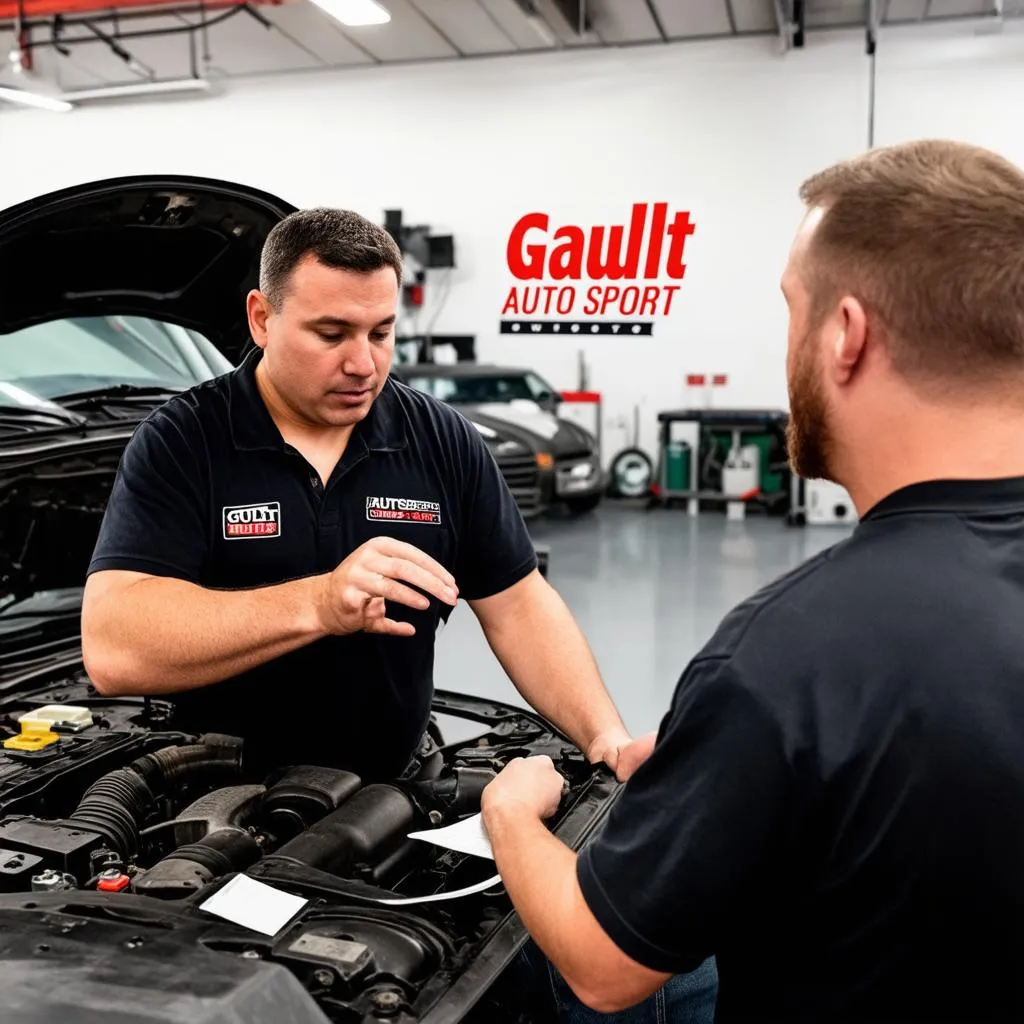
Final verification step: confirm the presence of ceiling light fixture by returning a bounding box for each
[58,77,213,102]
[307,0,391,27]
[0,85,73,113]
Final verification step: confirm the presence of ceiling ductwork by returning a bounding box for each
[2,0,1021,114]
[510,0,589,43]
[0,0,275,21]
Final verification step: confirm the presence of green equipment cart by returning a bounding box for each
[652,407,791,515]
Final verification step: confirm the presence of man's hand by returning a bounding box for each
[586,726,636,782]
[482,756,566,821]
[615,730,658,782]
[315,537,458,637]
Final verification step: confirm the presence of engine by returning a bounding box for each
[0,677,619,1023]
[0,730,494,900]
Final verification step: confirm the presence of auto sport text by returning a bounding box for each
[366,496,442,525]
[502,202,696,320]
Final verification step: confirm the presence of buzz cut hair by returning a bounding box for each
[797,139,1024,390]
[259,207,404,309]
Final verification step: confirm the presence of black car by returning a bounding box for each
[0,176,618,1024]
[393,363,604,518]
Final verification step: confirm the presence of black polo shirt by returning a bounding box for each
[87,348,537,778]
[578,476,1024,1023]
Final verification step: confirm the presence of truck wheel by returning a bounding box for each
[609,447,654,498]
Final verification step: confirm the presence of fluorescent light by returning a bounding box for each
[0,85,73,113]
[308,0,391,27]
[59,78,212,102]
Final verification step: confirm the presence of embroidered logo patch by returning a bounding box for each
[366,496,442,525]
[223,501,281,539]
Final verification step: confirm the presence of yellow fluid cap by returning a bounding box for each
[4,718,60,752]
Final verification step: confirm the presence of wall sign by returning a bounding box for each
[500,202,696,337]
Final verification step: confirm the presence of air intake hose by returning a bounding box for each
[265,784,418,879]
[409,768,496,819]
[130,734,244,796]
[134,830,264,900]
[66,768,153,862]
[64,734,244,862]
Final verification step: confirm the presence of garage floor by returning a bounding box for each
[434,504,854,738]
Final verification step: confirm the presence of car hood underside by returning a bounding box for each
[0,175,296,364]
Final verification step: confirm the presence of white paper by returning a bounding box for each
[375,873,502,906]
[199,873,308,936]
[407,813,494,861]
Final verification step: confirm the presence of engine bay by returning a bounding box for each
[0,672,619,1023]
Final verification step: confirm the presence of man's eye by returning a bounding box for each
[370,332,390,343]
[318,332,342,342]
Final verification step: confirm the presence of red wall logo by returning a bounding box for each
[500,202,696,336]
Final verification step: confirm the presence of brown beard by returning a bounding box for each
[786,329,835,482]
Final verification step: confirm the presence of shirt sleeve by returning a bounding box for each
[576,656,796,974]
[451,413,539,601]
[87,409,210,583]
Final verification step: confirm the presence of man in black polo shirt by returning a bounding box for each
[81,208,634,781]
[482,138,1024,1022]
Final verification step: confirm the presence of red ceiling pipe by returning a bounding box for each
[0,0,280,20]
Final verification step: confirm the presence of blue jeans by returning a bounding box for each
[515,939,718,1023]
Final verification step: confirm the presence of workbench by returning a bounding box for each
[652,407,790,515]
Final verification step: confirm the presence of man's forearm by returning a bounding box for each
[482,779,672,1014]
[484,800,584,967]
[476,577,625,754]
[82,572,328,695]
[483,797,614,1009]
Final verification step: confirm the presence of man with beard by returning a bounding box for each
[480,138,1024,1023]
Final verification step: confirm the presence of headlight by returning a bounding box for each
[555,456,600,495]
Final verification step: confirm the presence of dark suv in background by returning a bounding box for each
[392,363,604,518]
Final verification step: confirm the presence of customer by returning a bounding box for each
[482,138,1024,1022]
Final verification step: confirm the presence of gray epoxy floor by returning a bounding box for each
[434,503,854,738]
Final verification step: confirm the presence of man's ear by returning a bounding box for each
[831,297,869,385]
[246,290,272,350]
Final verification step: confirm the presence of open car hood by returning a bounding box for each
[0,175,295,624]
[0,175,296,364]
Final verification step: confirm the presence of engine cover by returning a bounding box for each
[0,899,331,1024]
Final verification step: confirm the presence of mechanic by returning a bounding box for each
[482,138,1024,1023]
[80,208,634,783]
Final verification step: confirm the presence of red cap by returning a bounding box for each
[97,873,130,892]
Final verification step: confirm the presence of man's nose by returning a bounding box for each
[341,337,375,377]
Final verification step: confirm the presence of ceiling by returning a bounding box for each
[0,0,1019,92]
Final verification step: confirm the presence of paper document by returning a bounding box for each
[374,873,502,906]
[199,873,308,936]
[372,814,499,906]
[407,813,494,860]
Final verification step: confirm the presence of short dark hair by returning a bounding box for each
[259,207,404,308]
[798,139,1024,389]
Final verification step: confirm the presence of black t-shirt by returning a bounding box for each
[87,349,537,778]
[578,477,1024,1023]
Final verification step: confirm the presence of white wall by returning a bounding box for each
[874,18,1024,166]
[5,20,1023,466]
[0,33,869,465]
